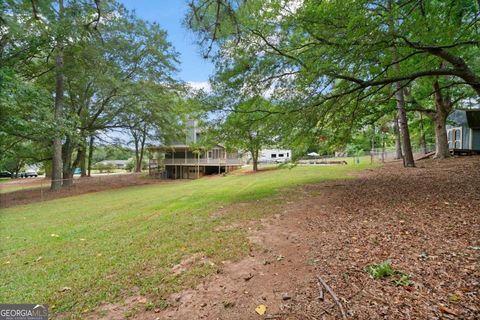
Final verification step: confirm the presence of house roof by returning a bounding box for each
[97,160,129,165]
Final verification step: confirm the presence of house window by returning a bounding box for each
[271,154,277,158]
[278,153,284,157]
[448,127,463,149]
[287,153,289,157]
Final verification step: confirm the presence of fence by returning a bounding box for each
[0,173,156,208]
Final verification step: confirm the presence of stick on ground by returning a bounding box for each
[317,275,348,319]
[316,277,324,301]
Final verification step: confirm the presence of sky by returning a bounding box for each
[119,0,214,90]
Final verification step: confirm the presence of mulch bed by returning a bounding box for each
[286,156,480,319]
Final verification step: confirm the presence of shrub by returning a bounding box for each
[94,163,115,173]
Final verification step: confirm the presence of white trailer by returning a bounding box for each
[258,149,292,163]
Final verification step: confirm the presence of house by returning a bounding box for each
[446,109,480,152]
[148,120,243,179]
[96,160,129,169]
[257,149,292,163]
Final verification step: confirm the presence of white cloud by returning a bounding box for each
[187,81,211,92]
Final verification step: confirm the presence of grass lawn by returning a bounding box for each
[0,163,376,318]
[0,183,43,194]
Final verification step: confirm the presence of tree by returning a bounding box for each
[405,76,473,159]
[210,97,278,172]
[122,83,182,172]
[2,0,110,190]
[187,0,480,165]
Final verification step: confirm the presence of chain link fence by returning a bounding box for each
[0,173,158,208]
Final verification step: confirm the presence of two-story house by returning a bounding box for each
[148,120,243,179]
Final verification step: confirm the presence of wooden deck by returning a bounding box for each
[451,149,480,156]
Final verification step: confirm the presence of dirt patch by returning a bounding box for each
[0,174,177,208]
[171,253,214,275]
[95,156,480,319]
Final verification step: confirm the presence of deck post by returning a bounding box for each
[172,149,177,180]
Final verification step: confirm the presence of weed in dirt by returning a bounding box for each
[366,259,396,279]
[366,260,413,286]
[222,301,235,308]
[393,273,413,287]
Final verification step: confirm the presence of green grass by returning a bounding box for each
[0,184,42,194]
[0,163,376,318]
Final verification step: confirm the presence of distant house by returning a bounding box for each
[257,149,292,163]
[446,109,480,151]
[148,120,243,179]
[96,160,129,169]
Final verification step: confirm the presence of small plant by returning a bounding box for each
[366,259,396,279]
[366,260,413,286]
[393,274,413,287]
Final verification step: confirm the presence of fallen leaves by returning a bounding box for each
[255,304,267,315]
[438,305,459,316]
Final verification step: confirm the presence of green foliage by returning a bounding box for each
[1,1,183,185]
[125,159,135,172]
[93,163,115,173]
[92,145,133,163]
[393,274,413,287]
[366,260,413,286]
[188,0,480,153]
[200,96,281,166]
[366,260,396,279]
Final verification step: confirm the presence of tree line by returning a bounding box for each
[1,0,186,189]
[186,0,479,168]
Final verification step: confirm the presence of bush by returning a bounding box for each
[94,163,115,173]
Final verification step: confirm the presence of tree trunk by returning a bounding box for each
[370,125,375,164]
[393,116,403,159]
[87,134,94,177]
[51,49,64,191]
[419,113,428,154]
[432,80,452,159]
[387,0,414,167]
[135,126,147,173]
[62,135,74,187]
[79,137,87,177]
[134,141,141,173]
[395,84,415,167]
[434,114,450,159]
[252,149,259,172]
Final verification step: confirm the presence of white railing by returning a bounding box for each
[162,158,243,165]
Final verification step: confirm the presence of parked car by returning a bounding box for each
[0,171,12,178]
[20,171,38,178]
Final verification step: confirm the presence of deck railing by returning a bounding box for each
[162,158,243,165]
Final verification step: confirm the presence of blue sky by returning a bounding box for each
[119,0,214,89]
